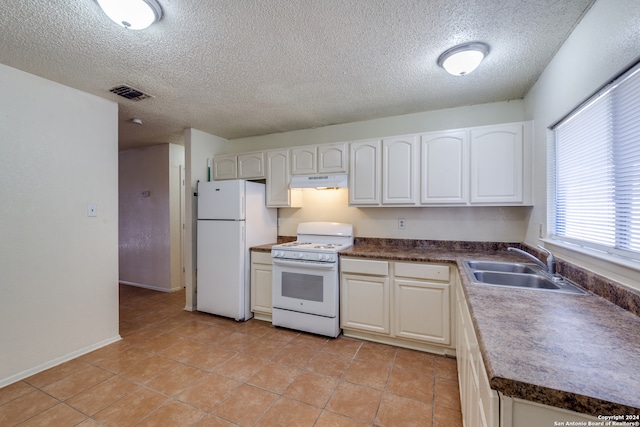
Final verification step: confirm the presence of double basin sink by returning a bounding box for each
[462,260,588,295]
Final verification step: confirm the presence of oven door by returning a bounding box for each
[272,258,338,317]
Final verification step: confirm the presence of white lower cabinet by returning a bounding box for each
[340,257,454,353]
[340,258,390,334]
[394,262,450,345]
[250,251,273,321]
[456,281,498,427]
[455,273,599,427]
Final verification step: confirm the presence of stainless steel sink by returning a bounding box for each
[463,260,588,295]
[465,260,538,274]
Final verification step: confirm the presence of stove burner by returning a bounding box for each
[313,244,341,249]
[281,241,311,247]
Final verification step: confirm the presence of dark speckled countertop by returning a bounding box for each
[340,242,640,417]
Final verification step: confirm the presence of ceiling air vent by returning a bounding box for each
[108,84,153,101]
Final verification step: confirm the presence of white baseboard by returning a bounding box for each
[119,281,173,293]
[0,335,122,388]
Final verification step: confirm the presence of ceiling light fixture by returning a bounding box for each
[96,0,162,30]
[437,42,490,76]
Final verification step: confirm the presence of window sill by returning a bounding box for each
[541,237,640,291]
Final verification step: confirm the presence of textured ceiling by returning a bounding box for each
[0,0,595,150]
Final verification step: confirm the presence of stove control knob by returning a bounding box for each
[296,252,304,258]
[320,254,328,261]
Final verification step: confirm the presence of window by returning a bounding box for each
[551,62,640,261]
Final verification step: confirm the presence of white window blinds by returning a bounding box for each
[552,63,640,260]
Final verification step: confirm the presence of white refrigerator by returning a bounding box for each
[197,180,277,320]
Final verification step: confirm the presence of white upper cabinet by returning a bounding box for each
[290,146,317,175]
[291,143,348,175]
[349,140,382,205]
[266,149,302,208]
[238,152,265,179]
[318,143,348,173]
[382,136,419,205]
[420,130,469,204]
[470,122,530,204]
[213,152,265,180]
[212,154,237,180]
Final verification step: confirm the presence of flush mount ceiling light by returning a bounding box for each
[437,42,490,76]
[96,0,162,30]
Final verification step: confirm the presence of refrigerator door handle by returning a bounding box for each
[241,222,245,243]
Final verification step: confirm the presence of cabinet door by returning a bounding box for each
[212,155,237,180]
[382,136,419,205]
[394,279,450,344]
[238,152,265,179]
[318,143,348,173]
[266,149,293,207]
[421,130,469,204]
[251,263,272,315]
[291,146,317,175]
[349,140,382,205]
[340,273,390,334]
[470,123,524,204]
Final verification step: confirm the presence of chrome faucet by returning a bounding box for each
[507,245,556,275]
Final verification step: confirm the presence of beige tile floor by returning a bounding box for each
[0,284,463,426]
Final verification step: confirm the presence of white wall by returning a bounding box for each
[119,143,184,292]
[184,129,229,310]
[0,64,119,386]
[169,143,186,292]
[279,189,529,242]
[230,100,525,153]
[524,0,640,288]
[231,100,529,242]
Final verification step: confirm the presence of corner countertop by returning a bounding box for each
[250,243,276,252]
[340,244,640,416]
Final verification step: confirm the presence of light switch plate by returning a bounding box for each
[87,204,97,217]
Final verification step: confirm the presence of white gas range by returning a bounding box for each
[271,222,353,337]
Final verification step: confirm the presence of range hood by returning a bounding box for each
[289,174,348,189]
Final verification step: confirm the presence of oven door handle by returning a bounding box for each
[272,258,337,270]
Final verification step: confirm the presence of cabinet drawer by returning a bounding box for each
[395,262,450,281]
[341,257,389,275]
[251,251,273,264]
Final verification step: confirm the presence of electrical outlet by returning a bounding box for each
[398,218,406,229]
